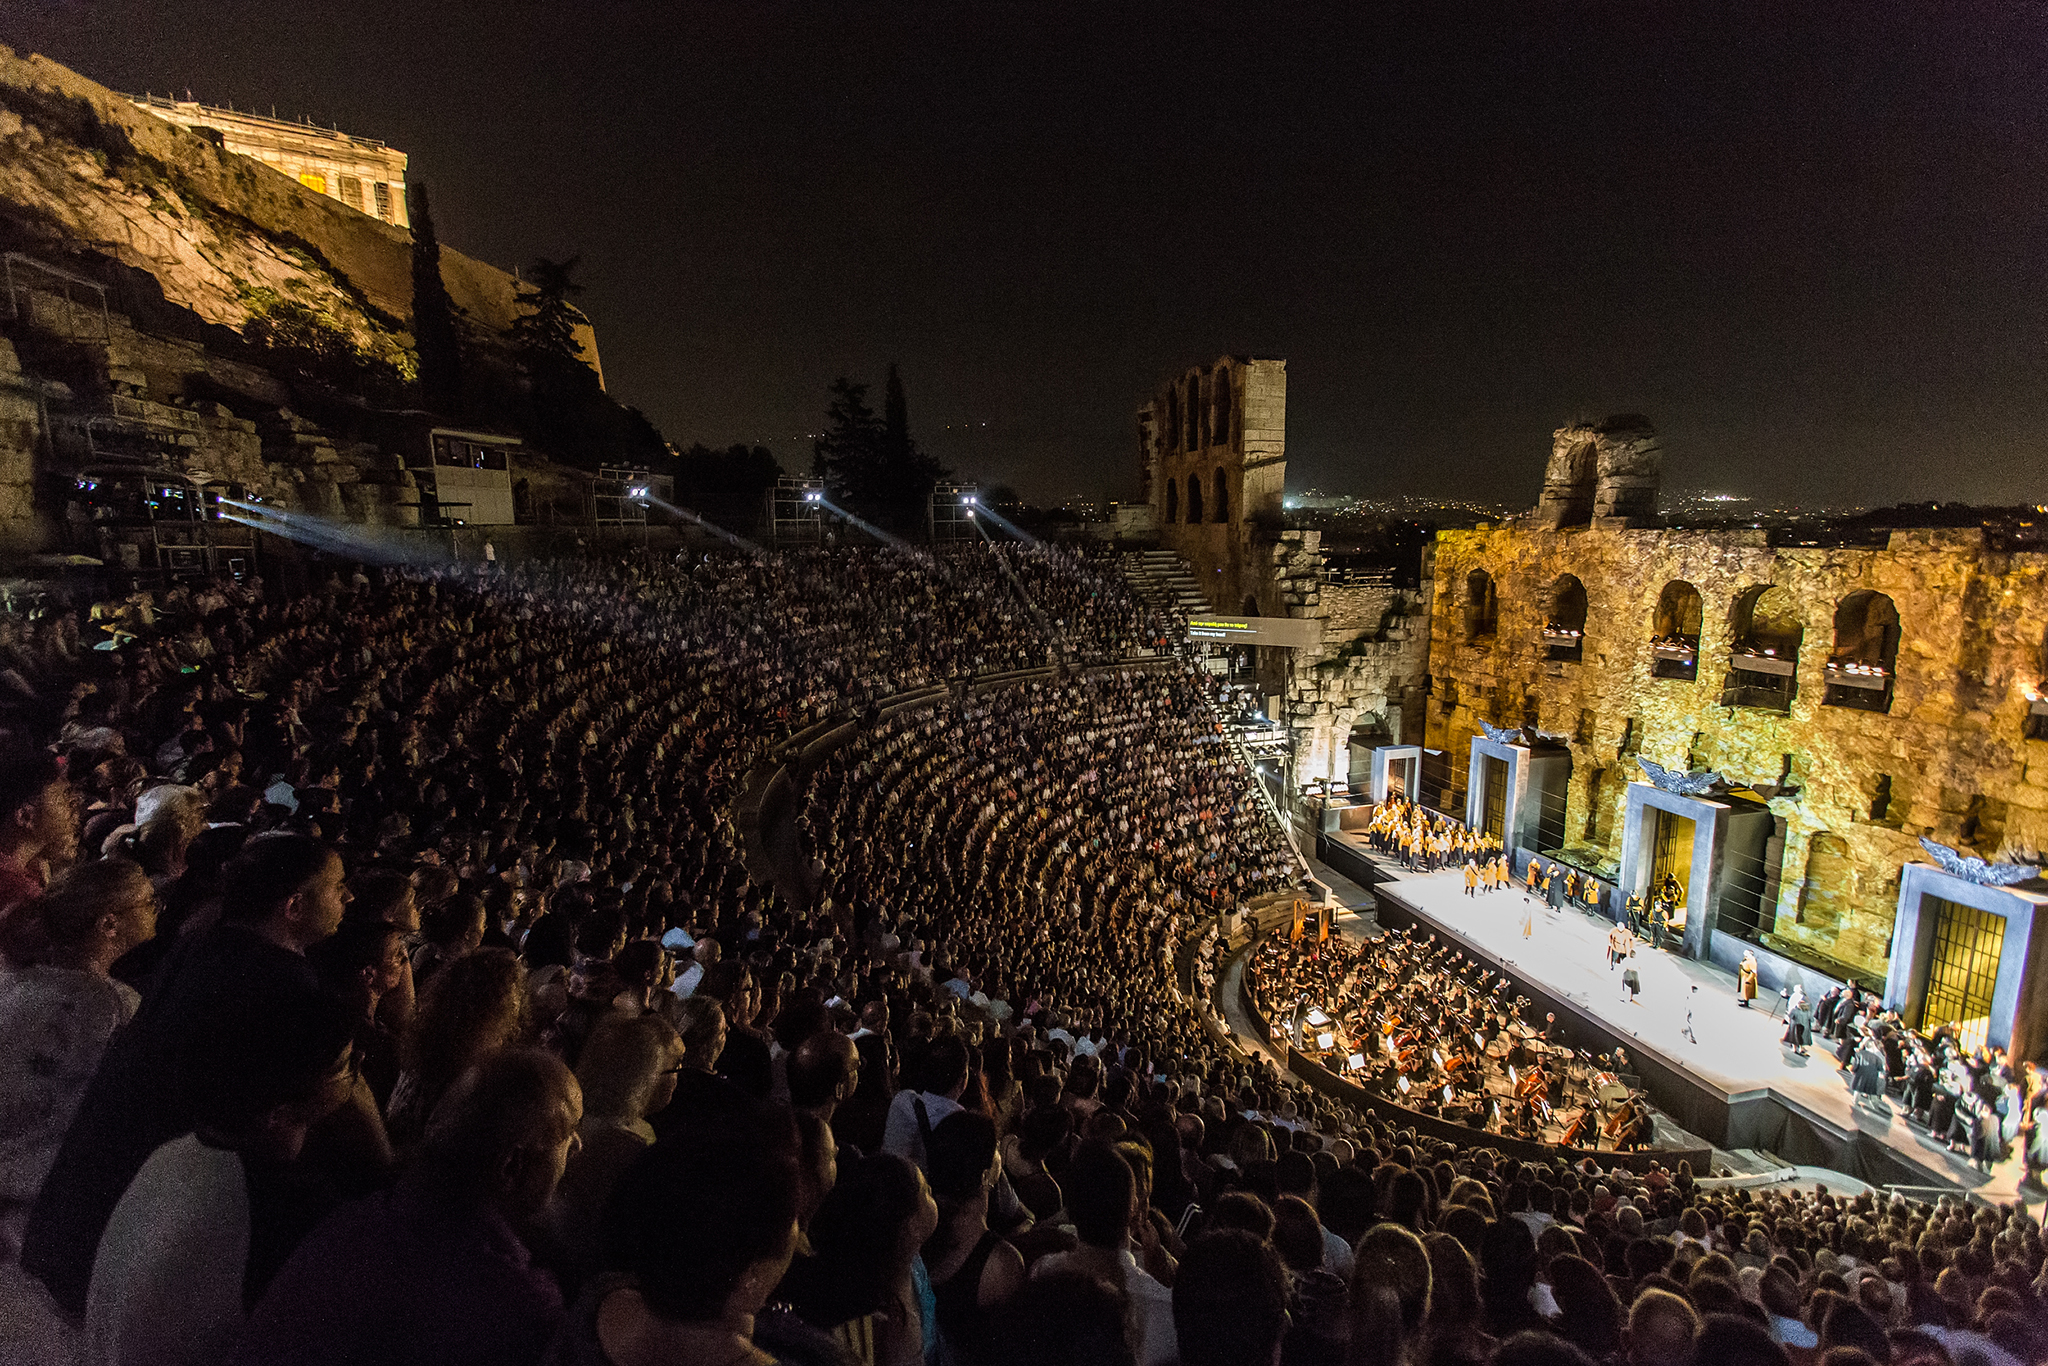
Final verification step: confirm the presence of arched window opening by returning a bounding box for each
[1650,580,1704,681]
[1162,388,1180,453]
[1463,569,1498,642]
[1212,468,1229,523]
[1185,376,1202,452]
[1186,471,1204,524]
[1825,590,1900,713]
[1165,477,1178,525]
[2029,624,2048,741]
[1724,585,1802,712]
[1542,574,1588,662]
[1212,367,1233,449]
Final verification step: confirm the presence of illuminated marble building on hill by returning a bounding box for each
[130,94,409,228]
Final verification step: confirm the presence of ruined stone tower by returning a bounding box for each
[1532,415,1662,529]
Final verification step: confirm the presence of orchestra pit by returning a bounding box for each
[0,543,2042,1366]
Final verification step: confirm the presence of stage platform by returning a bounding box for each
[1323,829,2035,1203]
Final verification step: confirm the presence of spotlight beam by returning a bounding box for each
[816,498,931,563]
[636,494,766,558]
[974,504,1038,544]
[972,515,1067,658]
[218,499,453,566]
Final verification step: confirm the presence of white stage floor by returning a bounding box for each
[1335,835,2033,1205]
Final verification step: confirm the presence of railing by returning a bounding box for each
[1194,680,1330,903]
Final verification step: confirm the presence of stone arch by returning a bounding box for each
[1731,584,1803,660]
[1651,579,1704,680]
[1165,477,1178,525]
[1212,366,1233,448]
[1653,580,1703,642]
[1544,574,1587,661]
[1826,590,1900,712]
[1242,594,1260,616]
[1185,375,1203,451]
[1463,569,1498,641]
[1726,584,1803,709]
[1186,470,1205,523]
[1831,591,1900,670]
[1162,387,1180,452]
[1212,468,1229,523]
[1547,575,1587,632]
[1797,831,1854,931]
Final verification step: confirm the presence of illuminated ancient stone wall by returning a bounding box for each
[1137,358,1430,784]
[1140,356,1288,617]
[1424,518,2048,980]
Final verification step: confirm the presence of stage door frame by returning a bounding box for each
[1370,745,1421,805]
[1617,781,1742,961]
[1884,864,2048,1060]
[1463,736,1569,858]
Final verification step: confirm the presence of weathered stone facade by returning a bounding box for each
[131,95,411,228]
[1140,356,1289,617]
[1425,421,2048,983]
[1138,358,1430,785]
[0,46,600,380]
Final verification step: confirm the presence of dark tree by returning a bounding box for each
[510,256,588,369]
[505,255,667,469]
[675,442,782,534]
[813,366,949,532]
[407,182,464,417]
[812,377,884,509]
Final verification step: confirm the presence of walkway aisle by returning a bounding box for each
[1344,839,2034,1206]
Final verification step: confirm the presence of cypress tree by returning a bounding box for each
[407,182,464,417]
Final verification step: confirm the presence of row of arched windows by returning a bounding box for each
[1163,469,1231,525]
[1160,368,1234,454]
[1460,569,1908,713]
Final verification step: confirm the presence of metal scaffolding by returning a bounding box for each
[769,476,825,546]
[928,482,981,543]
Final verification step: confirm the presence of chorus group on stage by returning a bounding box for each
[1364,797,1504,873]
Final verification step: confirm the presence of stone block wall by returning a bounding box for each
[1135,355,1430,786]
[1424,521,2048,979]
[1141,356,1287,618]
[1271,529,1431,783]
[0,340,42,550]
[0,46,602,380]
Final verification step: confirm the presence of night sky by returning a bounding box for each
[11,2,2048,508]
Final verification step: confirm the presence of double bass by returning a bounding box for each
[1603,1094,1654,1150]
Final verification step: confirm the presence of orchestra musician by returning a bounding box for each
[1247,922,1661,1151]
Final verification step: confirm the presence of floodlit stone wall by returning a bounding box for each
[1141,356,1288,617]
[0,46,601,379]
[1424,520,2048,978]
[1136,358,1432,784]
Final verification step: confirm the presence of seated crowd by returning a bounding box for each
[0,549,2041,1366]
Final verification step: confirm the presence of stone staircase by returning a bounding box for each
[1120,548,1211,617]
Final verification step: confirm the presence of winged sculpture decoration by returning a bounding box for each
[1917,838,2041,887]
[1636,757,1722,798]
[1480,721,1573,748]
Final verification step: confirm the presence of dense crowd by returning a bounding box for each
[0,548,2043,1366]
